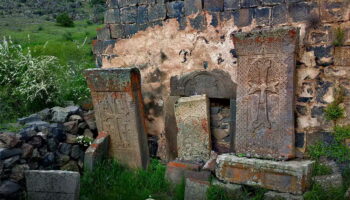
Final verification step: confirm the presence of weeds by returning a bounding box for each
[80,159,183,200]
[334,27,345,47]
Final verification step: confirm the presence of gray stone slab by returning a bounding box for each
[25,170,80,200]
[84,68,149,169]
[84,132,110,171]
[264,191,304,200]
[175,95,211,162]
[185,178,210,200]
[233,27,298,160]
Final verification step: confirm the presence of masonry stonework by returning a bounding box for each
[95,0,350,160]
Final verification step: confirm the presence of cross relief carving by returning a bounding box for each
[248,59,279,133]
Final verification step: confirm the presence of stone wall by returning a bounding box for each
[94,0,350,159]
[0,106,97,199]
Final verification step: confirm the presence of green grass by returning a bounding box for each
[80,159,183,200]
[312,162,333,177]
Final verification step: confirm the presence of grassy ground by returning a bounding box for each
[80,159,185,200]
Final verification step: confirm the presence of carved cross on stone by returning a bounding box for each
[248,59,279,133]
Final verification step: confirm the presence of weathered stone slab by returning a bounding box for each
[164,96,180,161]
[334,46,350,66]
[232,27,298,160]
[185,178,209,200]
[84,68,149,169]
[216,154,314,195]
[175,95,211,162]
[84,132,110,171]
[25,170,80,200]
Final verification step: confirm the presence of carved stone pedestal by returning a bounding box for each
[215,154,314,195]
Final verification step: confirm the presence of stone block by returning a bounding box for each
[110,24,125,39]
[262,0,284,6]
[137,5,148,25]
[84,68,149,169]
[334,46,350,66]
[148,4,166,22]
[233,8,253,27]
[189,13,207,31]
[166,1,184,18]
[92,40,116,54]
[271,4,288,25]
[118,0,138,8]
[264,191,304,200]
[104,9,121,24]
[295,132,305,148]
[184,177,210,200]
[123,23,138,37]
[175,95,211,162]
[139,0,155,5]
[288,2,313,22]
[224,0,239,10]
[254,7,270,26]
[120,6,137,24]
[203,0,224,12]
[84,132,110,171]
[240,0,258,8]
[320,1,349,23]
[184,0,202,16]
[232,27,298,160]
[96,26,111,41]
[216,154,314,194]
[25,170,80,200]
[165,160,201,185]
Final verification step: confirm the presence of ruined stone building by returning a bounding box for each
[93,0,350,161]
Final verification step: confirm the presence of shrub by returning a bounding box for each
[56,13,74,27]
[324,87,345,124]
[207,185,230,200]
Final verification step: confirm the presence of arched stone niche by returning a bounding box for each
[170,69,236,99]
[166,69,237,159]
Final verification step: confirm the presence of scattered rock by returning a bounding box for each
[83,111,97,130]
[64,121,79,135]
[28,136,44,148]
[4,155,20,168]
[66,134,77,144]
[69,115,83,122]
[83,129,94,138]
[203,151,218,171]
[0,132,19,148]
[51,107,69,123]
[10,164,30,181]
[0,148,22,160]
[59,143,72,155]
[41,152,56,167]
[47,138,58,152]
[21,144,33,159]
[57,153,70,166]
[17,114,40,125]
[37,108,51,121]
[0,180,21,198]
[61,160,80,172]
[70,145,82,160]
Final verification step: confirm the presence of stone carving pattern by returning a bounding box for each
[94,92,134,149]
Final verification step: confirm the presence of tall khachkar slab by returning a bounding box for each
[233,28,298,160]
[84,68,149,169]
[175,95,211,162]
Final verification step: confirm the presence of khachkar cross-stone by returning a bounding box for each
[233,27,297,160]
[248,59,279,134]
[84,68,149,169]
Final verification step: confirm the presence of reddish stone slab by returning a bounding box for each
[232,28,298,160]
[216,154,314,195]
[165,160,202,185]
[84,68,149,169]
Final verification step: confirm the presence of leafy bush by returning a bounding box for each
[333,125,350,143]
[312,162,333,176]
[308,142,350,162]
[0,37,91,122]
[56,13,74,27]
[324,87,345,124]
